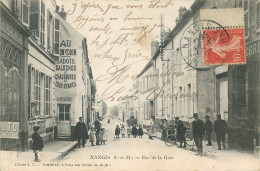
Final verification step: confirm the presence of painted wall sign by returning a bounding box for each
[55,39,77,89]
[0,121,20,139]
[56,97,73,101]
[246,39,260,57]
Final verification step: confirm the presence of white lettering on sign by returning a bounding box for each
[246,40,260,57]
[0,122,20,139]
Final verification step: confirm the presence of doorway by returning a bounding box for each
[58,104,71,137]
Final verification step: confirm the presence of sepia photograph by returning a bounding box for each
[0,0,260,170]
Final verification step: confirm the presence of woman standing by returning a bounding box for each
[148,116,156,139]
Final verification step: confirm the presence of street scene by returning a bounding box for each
[0,0,260,170]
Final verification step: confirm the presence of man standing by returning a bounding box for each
[192,113,205,156]
[176,117,187,148]
[94,117,102,145]
[214,114,228,150]
[205,115,213,146]
[74,117,89,148]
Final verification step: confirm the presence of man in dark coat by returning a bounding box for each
[175,117,187,148]
[132,125,137,138]
[94,117,102,145]
[74,117,89,148]
[214,114,228,150]
[192,113,205,156]
[205,115,213,146]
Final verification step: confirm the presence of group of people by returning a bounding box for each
[115,124,144,138]
[192,113,228,156]
[160,113,228,156]
[74,116,107,147]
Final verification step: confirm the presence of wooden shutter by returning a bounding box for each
[54,18,60,55]
[47,10,53,52]
[22,0,29,26]
[30,0,40,38]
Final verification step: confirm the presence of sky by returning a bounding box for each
[56,0,194,106]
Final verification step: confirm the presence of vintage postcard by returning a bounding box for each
[0,0,260,170]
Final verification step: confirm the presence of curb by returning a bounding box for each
[54,141,78,161]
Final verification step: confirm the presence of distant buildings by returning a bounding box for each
[118,0,260,154]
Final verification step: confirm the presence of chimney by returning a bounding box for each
[151,40,159,57]
[59,5,67,20]
[56,5,60,13]
[178,7,187,20]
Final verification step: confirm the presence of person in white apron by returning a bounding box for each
[148,116,156,139]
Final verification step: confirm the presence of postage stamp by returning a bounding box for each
[200,8,246,65]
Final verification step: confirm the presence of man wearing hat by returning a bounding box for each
[192,113,205,156]
[214,114,228,150]
[94,117,102,145]
[74,117,89,148]
[204,115,213,146]
[175,117,187,148]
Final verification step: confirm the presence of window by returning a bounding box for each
[257,2,260,31]
[35,69,41,116]
[47,10,53,52]
[54,18,60,55]
[187,84,191,116]
[58,104,70,121]
[87,78,90,95]
[40,0,45,46]
[45,76,51,115]
[22,0,29,26]
[30,0,40,38]
[236,0,249,37]
[28,67,52,118]
[29,0,46,45]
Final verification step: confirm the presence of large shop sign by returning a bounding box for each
[55,40,77,89]
[0,121,20,139]
[246,39,260,57]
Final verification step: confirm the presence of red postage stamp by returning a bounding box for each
[202,28,246,65]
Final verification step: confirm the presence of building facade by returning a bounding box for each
[0,0,94,150]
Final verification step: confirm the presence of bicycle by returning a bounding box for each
[165,129,194,148]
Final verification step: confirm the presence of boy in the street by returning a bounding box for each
[214,114,228,150]
[89,127,96,146]
[205,115,213,146]
[31,126,44,162]
[115,125,120,138]
[127,126,131,138]
[138,125,143,138]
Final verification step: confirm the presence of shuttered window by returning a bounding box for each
[54,18,60,55]
[40,0,45,46]
[22,0,29,26]
[30,0,40,38]
[47,10,53,52]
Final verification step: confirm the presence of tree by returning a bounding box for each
[109,105,118,117]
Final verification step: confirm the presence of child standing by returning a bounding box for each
[31,126,44,162]
[101,128,107,145]
[127,126,131,138]
[115,125,120,138]
[121,125,126,138]
[138,125,144,138]
[132,125,137,138]
[89,127,96,146]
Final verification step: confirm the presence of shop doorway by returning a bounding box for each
[58,104,71,137]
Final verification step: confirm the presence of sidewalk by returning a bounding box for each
[0,140,77,163]
[143,129,258,159]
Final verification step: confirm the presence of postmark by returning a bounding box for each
[180,19,229,70]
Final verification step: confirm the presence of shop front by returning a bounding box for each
[0,2,30,151]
